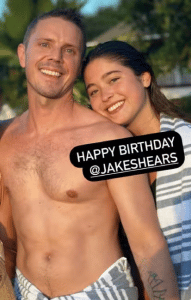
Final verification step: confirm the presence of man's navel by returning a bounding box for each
[45,253,52,262]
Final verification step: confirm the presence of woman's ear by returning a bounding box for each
[141,72,151,88]
[17,43,26,68]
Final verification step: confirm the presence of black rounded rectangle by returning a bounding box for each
[70,131,185,181]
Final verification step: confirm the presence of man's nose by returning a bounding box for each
[49,47,63,62]
[101,88,114,102]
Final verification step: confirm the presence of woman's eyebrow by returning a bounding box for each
[86,70,121,91]
[86,83,96,91]
[102,70,121,79]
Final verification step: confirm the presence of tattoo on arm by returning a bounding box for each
[148,271,167,299]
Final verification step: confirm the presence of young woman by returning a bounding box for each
[82,41,191,300]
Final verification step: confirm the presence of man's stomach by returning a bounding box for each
[16,227,122,298]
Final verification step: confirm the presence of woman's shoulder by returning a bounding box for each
[160,113,191,130]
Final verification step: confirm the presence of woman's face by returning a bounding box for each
[84,58,152,127]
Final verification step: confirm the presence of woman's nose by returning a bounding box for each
[101,88,114,102]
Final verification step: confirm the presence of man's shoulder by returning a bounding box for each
[93,120,132,142]
[78,106,132,143]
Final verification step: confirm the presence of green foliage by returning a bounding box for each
[55,0,86,10]
[83,6,120,42]
[121,0,191,73]
[36,0,54,14]
[172,96,191,115]
[4,0,32,42]
[73,78,89,107]
[1,67,28,112]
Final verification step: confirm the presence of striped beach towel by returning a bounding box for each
[156,114,191,291]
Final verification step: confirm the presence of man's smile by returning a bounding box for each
[40,69,62,77]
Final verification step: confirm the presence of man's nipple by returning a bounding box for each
[66,190,78,198]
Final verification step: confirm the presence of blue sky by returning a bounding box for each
[0,0,119,17]
[81,0,119,15]
[0,0,6,17]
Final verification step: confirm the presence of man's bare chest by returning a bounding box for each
[13,138,69,175]
[1,134,91,202]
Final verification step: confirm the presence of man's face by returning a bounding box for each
[18,17,83,100]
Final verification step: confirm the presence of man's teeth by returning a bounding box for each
[41,69,61,77]
[108,101,124,112]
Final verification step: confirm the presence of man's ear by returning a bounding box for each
[141,72,151,88]
[17,43,26,68]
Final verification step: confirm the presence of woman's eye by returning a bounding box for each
[89,89,98,97]
[110,77,119,83]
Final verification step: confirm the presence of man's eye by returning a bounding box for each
[40,43,49,48]
[66,48,74,54]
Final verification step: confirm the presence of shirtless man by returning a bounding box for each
[0,9,180,300]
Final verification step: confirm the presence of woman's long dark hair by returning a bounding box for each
[82,41,191,122]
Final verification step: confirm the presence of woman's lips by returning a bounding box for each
[107,100,125,113]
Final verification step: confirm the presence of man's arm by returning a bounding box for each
[108,172,180,299]
[0,241,15,299]
[0,174,17,279]
[0,119,17,279]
